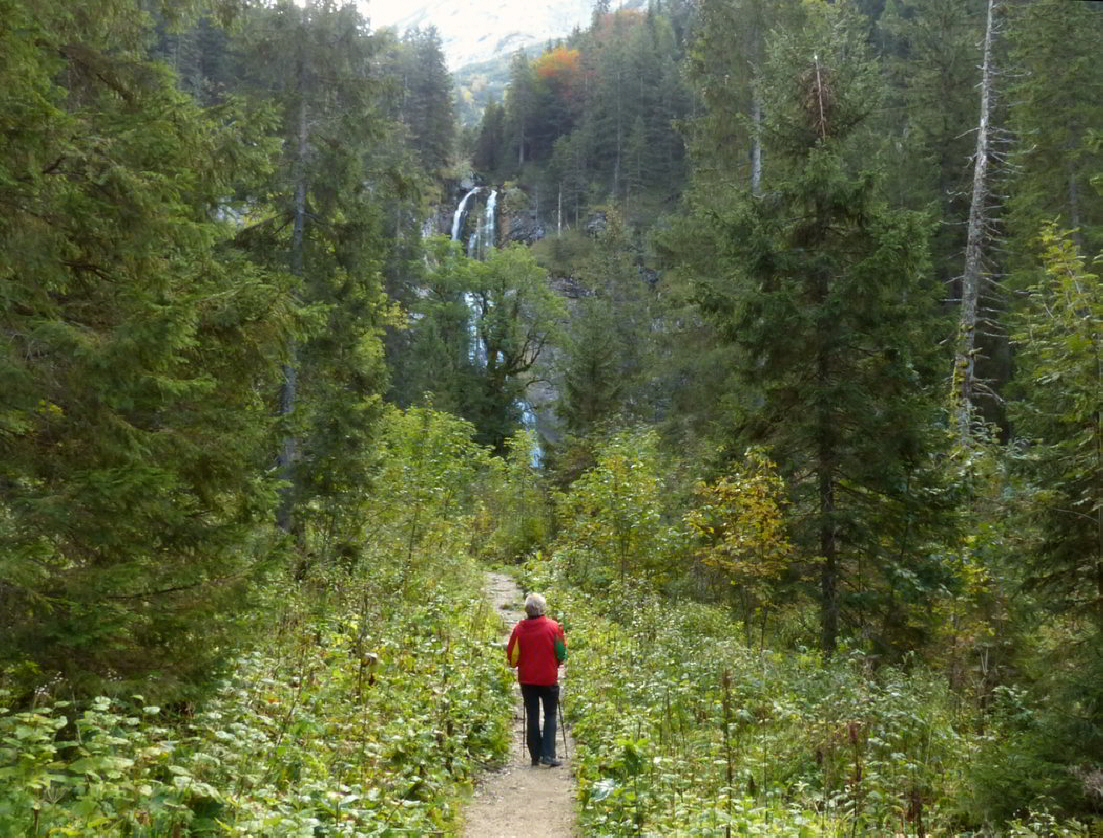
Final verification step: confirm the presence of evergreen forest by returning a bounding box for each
[2,0,1103,834]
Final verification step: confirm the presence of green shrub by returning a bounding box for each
[0,405,515,836]
[541,571,1089,836]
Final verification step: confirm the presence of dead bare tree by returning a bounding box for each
[952,0,1002,446]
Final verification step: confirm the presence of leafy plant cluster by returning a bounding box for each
[0,405,518,835]
[529,425,1096,834]
[0,591,510,835]
[528,570,1086,836]
[548,429,809,641]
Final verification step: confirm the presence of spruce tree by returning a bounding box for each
[668,0,948,654]
[473,100,507,177]
[1006,0,1103,259]
[877,0,984,280]
[1011,226,1103,627]
[232,0,394,559]
[393,27,455,178]
[685,0,800,195]
[504,51,539,171]
[558,210,651,433]
[0,0,294,699]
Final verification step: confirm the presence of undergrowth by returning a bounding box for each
[0,567,511,836]
[522,556,1092,837]
[0,406,516,836]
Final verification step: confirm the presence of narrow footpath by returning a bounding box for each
[463,572,578,838]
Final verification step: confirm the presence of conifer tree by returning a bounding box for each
[685,0,798,195]
[877,0,983,279]
[1011,226,1103,627]
[232,0,394,557]
[589,11,639,200]
[558,210,651,435]
[393,27,455,178]
[473,100,507,177]
[668,0,948,654]
[387,237,479,416]
[0,0,294,698]
[504,51,539,170]
[558,296,625,435]
[1006,0,1103,258]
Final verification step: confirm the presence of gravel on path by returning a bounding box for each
[461,572,577,838]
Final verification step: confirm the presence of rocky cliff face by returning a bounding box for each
[367,0,597,70]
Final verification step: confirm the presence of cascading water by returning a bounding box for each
[476,189,497,261]
[451,187,480,242]
[464,285,485,366]
[517,400,543,468]
[452,187,486,364]
[449,187,543,466]
[470,190,496,367]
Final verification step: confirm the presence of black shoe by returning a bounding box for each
[540,756,562,767]
[531,758,540,766]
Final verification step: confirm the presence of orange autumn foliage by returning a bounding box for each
[533,47,582,86]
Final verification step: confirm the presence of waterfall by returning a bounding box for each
[451,187,480,242]
[479,189,497,259]
[484,190,497,246]
[461,189,497,364]
[464,290,485,366]
[451,186,496,255]
[449,187,542,467]
[517,400,543,468]
[449,186,486,364]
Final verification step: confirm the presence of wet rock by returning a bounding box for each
[501,210,544,245]
[585,211,607,237]
[549,275,589,299]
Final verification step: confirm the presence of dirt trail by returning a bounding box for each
[463,572,577,838]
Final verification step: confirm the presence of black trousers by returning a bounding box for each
[521,683,559,762]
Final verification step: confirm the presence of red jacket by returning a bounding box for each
[506,615,566,686]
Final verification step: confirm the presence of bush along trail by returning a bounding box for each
[461,571,577,838]
[520,554,1092,837]
[0,397,521,838]
[0,563,513,835]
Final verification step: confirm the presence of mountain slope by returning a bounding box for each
[370,0,595,69]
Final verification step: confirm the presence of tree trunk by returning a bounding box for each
[953,0,997,446]
[818,382,839,655]
[557,184,562,237]
[816,266,838,655]
[276,86,309,534]
[751,89,763,197]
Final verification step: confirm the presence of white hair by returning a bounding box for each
[524,593,547,617]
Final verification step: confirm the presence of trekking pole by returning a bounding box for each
[521,693,527,759]
[559,691,569,760]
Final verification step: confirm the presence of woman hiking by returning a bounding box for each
[506,593,567,767]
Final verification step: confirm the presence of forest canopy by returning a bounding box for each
[2,0,1103,833]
